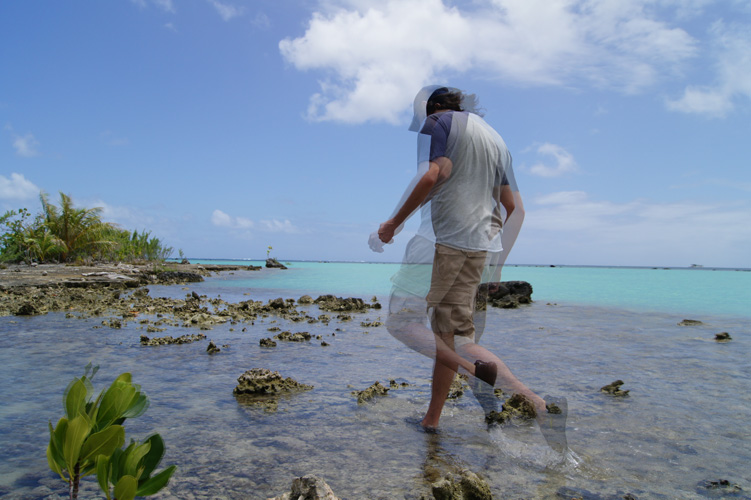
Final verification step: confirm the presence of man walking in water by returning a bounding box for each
[372,86,566,450]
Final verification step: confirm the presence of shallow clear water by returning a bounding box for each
[1,266,749,499]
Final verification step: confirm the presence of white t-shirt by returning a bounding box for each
[418,111,513,252]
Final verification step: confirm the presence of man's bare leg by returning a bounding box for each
[421,347,459,429]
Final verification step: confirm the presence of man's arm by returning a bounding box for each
[377,158,448,244]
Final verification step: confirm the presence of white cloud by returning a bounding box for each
[12,133,40,157]
[153,0,175,13]
[520,190,751,266]
[279,0,699,123]
[259,219,303,233]
[251,12,271,29]
[130,0,175,13]
[528,143,578,178]
[667,20,751,117]
[210,210,304,234]
[206,0,244,22]
[211,209,233,227]
[0,173,39,201]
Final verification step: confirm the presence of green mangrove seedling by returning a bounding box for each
[46,364,176,500]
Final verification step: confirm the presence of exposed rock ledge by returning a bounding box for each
[0,262,249,290]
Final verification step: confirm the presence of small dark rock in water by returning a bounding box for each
[259,338,277,348]
[485,393,537,425]
[314,294,371,312]
[697,479,743,497]
[233,368,313,398]
[485,409,509,425]
[206,341,220,354]
[104,318,122,329]
[268,475,341,500]
[274,331,311,342]
[298,294,314,304]
[140,333,207,346]
[389,379,410,388]
[431,469,492,500]
[678,319,704,326]
[447,374,468,399]
[546,402,562,414]
[715,332,732,342]
[478,280,533,309]
[320,341,329,346]
[265,258,288,269]
[352,381,389,404]
[601,380,630,396]
[504,393,537,418]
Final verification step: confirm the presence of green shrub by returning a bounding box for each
[47,364,175,500]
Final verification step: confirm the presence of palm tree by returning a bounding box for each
[39,192,116,262]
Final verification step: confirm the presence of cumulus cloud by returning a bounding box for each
[667,20,751,117]
[259,219,302,234]
[131,0,175,12]
[0,173,39,201]
[211,209,234,227]
[10,132,40,157]
[279,0,698,124]
[521,190,751,266]
[528,143,578,178]
[211,210,303,234]
[206,0,244,21]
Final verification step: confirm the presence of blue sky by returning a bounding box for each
[1,0,750,267]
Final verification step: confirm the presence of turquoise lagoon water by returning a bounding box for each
[187,260,751,319]
[1,261,749,499]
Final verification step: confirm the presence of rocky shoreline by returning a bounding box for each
[0,261,244,290]
[0,262,540,500]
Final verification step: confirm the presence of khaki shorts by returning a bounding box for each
[426,244,487,343]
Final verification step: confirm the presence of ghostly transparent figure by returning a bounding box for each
[369,86,566,451]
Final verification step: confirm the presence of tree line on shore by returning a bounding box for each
[0,192,173,264]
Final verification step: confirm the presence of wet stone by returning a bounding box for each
[298,295,314,304]
[601,380,630,396]
[486,393,537,425]
[140,333,207,346]
[260,338,277,348]
[352,381,389,404]
[715,332,732,342]
[431,469,492,500]
[697,479,743,497]
[268,474,341,500]
[233,368,313,399]
[679,319,704,326]
[274,331,311,342]
[206,341,220,354]
[314,295,371,312]
[447,374,468,399]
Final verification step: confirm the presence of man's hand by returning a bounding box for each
[368,232,386,253]
[378,219,398,244]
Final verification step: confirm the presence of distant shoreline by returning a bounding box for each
[170,258,751,272]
